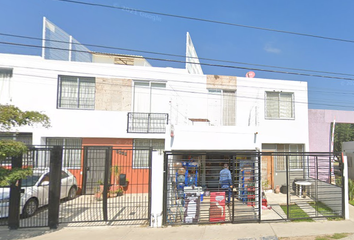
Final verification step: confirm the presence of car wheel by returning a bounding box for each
[23,198,38,218]
[68,186,77,200]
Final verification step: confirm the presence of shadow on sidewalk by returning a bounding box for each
[0,227,58,240]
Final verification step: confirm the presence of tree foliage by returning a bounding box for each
[0,105,50,131]
[333,123,354,152]
[0,104,50,186]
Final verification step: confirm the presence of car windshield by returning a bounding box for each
[22,175,41,187]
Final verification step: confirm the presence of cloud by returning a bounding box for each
[264,43,281,54]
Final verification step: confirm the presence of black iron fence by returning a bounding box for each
[163,151,344,226]
[0,146,152,229]
[163,151,261,225]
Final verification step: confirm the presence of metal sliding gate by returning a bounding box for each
[285,152,343,221]
[163,151,345,226]
[0,146,152,228]
[163,151,261,225]
[60,146,152,226]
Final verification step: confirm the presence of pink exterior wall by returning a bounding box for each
[309,109,354,152]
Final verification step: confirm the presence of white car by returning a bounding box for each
[0,168,78,218]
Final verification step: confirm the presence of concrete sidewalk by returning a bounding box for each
[2,205,354,240]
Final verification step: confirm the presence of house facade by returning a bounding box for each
[0,18,311,199]
[0,51,310,191]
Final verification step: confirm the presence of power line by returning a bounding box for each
[2,32,354,78]
[2,40,354,82]
[54,0,354,44]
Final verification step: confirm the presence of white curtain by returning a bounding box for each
[151,83,167,113]
[133,82,150,112]
[266,92,294,119]
[266,92,280,118]
[59,76,78,108]
[79,78,95,109]
[59,76,95,109]
[223,91,236,126]
[0,68,13,103]
[207,89,222,126]
[279,93,293,118]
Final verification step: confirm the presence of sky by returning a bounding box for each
[1,0,354,110]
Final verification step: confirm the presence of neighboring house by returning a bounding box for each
[0,18,310,193]
[343,141,354,179]
[308,109,354,153]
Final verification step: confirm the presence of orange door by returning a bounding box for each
[261,155,274,189]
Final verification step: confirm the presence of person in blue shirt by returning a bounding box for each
[219,163,232,205]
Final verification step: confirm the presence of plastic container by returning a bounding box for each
[177,174,185,183]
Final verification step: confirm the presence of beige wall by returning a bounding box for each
[206,75,237,91]
[95,78,132,111]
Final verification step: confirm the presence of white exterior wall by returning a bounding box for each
[167,77,309,151]
[0,53,189,144]
[0,53,309,151]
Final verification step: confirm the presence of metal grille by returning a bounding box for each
[1,147,152,228]
[163,151,344,226]
[59,147,152,225]
[57,76,95,110]
[127,112,168,133]
[287,153,343,220]
[164,152,260,225]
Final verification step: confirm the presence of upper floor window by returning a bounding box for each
[207,89,236,126]
[57,75,95,109]
[0,68,13,78]
[265,91,294,119]
[133,81,167,113]
[0,68,13,103]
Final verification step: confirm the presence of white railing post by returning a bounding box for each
[150,151,163,227]
[343,155,349,220]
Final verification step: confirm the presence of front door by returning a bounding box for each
[83,147,109,194]
[261,155,274,190]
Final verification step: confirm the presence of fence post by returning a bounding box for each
[148,147,153,226]
[8,156,23,230]
[231,156,236,223]
[286,155,290,220]
[258,151,262,223]
[102,147,111,222]
[48,146,63,229]
[162,152,168,226]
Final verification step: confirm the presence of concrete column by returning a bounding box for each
[150,151,163,227]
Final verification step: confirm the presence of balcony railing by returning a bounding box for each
[127,112,169,133]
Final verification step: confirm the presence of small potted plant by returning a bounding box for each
[116,188,123,196]
[109,189,117,198]
[122,178,129,191]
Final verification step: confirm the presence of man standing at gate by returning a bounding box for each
[219,163,232,205]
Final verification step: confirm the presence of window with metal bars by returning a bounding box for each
[0,132,32,165]
[265,91,294,119]
[207,89,236,126]
[46,138,82,168]
[275,144,304,171]
[133,139,164,168]
[57,75,95,109]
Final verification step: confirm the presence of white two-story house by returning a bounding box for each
[0,18,309,193]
